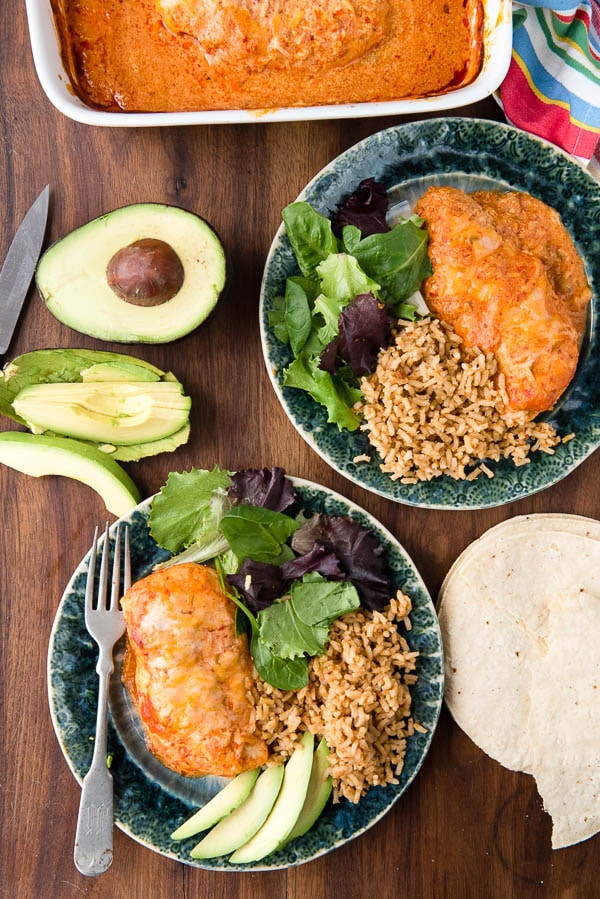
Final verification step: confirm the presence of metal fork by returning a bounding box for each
[74,523,130,877]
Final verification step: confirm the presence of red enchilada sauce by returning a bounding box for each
[51,0,484,113]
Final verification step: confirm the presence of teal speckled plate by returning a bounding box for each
[47,478,443,871]
[260,117,600,509]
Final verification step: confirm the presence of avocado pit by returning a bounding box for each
[107,238,185,306]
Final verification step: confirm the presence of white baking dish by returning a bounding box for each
[25,0,513,127]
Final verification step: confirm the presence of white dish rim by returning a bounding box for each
[25,0,513,127]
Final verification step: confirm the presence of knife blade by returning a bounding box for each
[0,185,50,355]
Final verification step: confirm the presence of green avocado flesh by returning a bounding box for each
[12,381,191,445]
[284,737,332,844]
[0,432,140,517]
[81,361,162,382]
[190,765,285,859]
[0,348,191,462]
[36,203,226,344]
[229,731,315,863]
[171,769,261,841]
[171,734,332,863]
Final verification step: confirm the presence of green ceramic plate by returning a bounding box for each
[260,117,600,509]
[47,478,443,870]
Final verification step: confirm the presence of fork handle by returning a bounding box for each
[74,655,114,876]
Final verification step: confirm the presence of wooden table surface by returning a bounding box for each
[2,9,599,899]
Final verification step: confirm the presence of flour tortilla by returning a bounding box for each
[438,515,600,849]
[439,513,600,602]
[530,589,600,848]
[440,580,540,772]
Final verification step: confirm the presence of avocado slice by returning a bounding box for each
[12,381,191,445]
[0,432,140,517]
[190,764,285,859]
[229,731,315,864]
[283,737,332,845]
[0,348,169,425]
[0,349,191,460]
[105,423,191,462]
[36,204,226,344]
[171,769,261,842]
[81,361,162,383]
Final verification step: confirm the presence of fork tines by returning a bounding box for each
[86,523,131,616]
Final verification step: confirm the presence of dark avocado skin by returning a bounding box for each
[109,424,191,462]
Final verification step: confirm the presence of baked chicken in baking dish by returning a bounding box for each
[50,0,484,111]
[156,0,387,70]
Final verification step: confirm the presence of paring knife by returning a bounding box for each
[0,185,50,355]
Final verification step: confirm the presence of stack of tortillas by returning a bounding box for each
[438,514,600,850]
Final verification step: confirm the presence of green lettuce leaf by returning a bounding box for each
[316,253,380,306]
[148,466,232,552]
[257,574,360,659]
[273,196,431,433]
[282,354,362,431]
[220,505,300,564]
[217,558,310,691]
[251,636,309,691]
[267,295,289,344]
[313,293,343,347]
[282,202,339,277]
[341,219,432,308]
[284,278,313,356]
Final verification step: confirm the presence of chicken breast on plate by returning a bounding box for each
[121,562,268,778]
[415,186,591,414]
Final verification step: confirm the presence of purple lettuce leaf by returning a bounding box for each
[228,466,296,512]
[228,543,346,613]
[319,293,392,377]
[291,514,391,611]
[227,560,286,613]
[281,543,345,581]
[318,337,341,373]
[331,178,390,238]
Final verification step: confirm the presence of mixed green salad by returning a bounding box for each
[269,179,432,430]
[148,465,392,691]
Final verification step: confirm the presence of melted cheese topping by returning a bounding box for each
[414,187,592,414]
[157,0,387,70]
[50,0,483,112]
[121,562,268,778]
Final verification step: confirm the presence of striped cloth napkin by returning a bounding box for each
[499,1,600,175]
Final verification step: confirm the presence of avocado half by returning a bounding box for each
[36,204,226,344]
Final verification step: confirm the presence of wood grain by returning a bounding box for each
[1,9,599,899]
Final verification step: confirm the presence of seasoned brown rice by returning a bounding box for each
[251,591,420,804]
[356,318,567,484]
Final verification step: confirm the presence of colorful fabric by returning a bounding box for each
[500,1,600,163]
